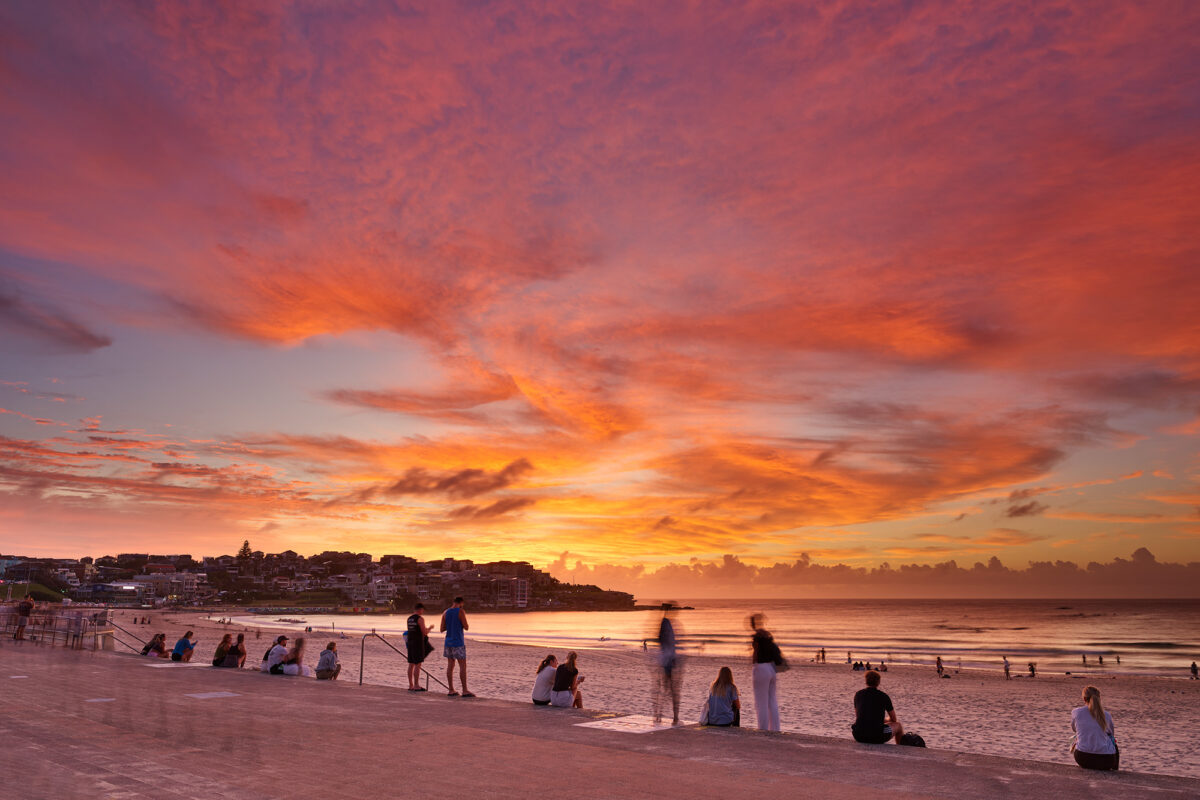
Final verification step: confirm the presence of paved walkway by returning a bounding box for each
[1,643,1196,799]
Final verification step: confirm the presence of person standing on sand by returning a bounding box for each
[935,656,944,676]
[851,670,904,744]
[1190,661,1198,679]
[750,614,782,732]
[1003,657,1011,680]
[406,602,433,691]
[441,597,474,697]
[1071,685,1118,771]
[1028,662,1037,678]
[653,603,682,724]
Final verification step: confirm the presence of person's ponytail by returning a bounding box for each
[1083,685,1108,732]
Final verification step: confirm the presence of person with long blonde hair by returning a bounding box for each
[1070,685,1118,770]
[703,666,740,726]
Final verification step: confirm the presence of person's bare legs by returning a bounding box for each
[446,658,456,693]
[182,650,193,663]
[407,662,419,689]
[573,690,583,709]
[892,720,905,744]
[458,659,469,695]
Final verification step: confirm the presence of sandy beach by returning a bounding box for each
[139,609,1199,780]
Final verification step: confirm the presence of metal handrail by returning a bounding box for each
[111,633,146,654]
[359,632,449,690]
[107,619,149,645]
[2,613,105,650]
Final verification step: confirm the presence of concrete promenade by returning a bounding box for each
[1,643,1196,800]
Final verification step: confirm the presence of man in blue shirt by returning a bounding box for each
[440,597,474,697]
[170,631,197,662]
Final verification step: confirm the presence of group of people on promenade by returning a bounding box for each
[121,600,1128,772]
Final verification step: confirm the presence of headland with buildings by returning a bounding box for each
[0,544,634,612]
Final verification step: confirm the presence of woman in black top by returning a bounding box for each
[550,651,584,708]
[750,614,782,731]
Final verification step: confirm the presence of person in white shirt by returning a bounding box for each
[1070,685,1118,771]
[532,654,557,705]
[261,635,290,674]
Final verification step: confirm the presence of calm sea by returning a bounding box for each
[235,598,1200,677]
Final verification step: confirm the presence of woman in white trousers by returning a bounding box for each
[749,614,781,731]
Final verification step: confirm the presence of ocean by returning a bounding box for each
[234,598,1200,678]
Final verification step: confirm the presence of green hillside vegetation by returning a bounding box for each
[4,582,67,602]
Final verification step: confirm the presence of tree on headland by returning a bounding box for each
[237,540,253,560]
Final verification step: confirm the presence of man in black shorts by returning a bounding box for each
[852,670,904,744]
[406,602,433,691]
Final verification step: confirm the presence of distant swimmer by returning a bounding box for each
[1098,655,1104,666]
[1082,654,1088,666]
[1191,661,1198,680]
[1115,654,1120,665]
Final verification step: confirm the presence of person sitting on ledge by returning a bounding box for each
[532,654,557,705]
[212,633,232,667]
[281,637,313,677]
[141,633,169,658]
[218,633,245,668]
[703,666,740,727]
[316,642,341,680]
[852,670,904,744]
[1071,685,1118,771]
[550,650,584,708]
[170,631,197,662]
[262,635,290,673]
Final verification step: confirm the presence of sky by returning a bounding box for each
[1,1,1198,597]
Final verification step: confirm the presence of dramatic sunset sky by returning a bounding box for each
[1,1,1198,595]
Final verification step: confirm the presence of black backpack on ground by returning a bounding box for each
[899,732,926,747]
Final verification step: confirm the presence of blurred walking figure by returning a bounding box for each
[1003,656,1010,680]
[652,603,682,724]
[750,614,783,732]
[14,594,33,641]
[1071,686,1118,771]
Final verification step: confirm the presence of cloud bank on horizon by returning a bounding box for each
[1,1,1198,594]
